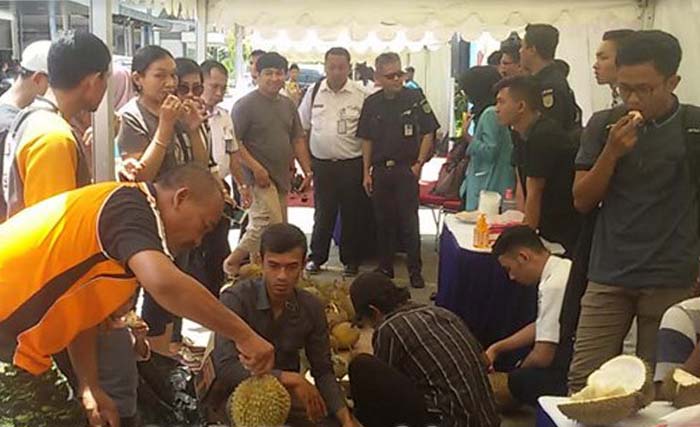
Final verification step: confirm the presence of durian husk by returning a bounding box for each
[228,374,291,427]
[558,393,643,426]
[488,372,519,412]
[662,368,700,408]
[558,355,653,425]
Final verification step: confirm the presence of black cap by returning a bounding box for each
[350,272,401,322]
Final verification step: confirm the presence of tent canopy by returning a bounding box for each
[208,0,642,43]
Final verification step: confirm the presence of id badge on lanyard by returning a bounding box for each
[338,107,348,135]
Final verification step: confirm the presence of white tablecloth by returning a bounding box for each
[443,214,566,255]
[537,396,677,427]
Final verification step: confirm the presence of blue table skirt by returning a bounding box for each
[436,224,537,370]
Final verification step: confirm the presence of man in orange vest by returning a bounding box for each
[0,164,273,427]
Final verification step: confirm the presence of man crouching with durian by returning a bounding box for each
[209,223,361,427]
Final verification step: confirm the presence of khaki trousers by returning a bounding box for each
[568,281,691,392]
[236,183,288,257]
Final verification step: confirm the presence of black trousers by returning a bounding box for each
[372,164,421,275]
[309,156,368,266]
[349,354,439,427]
[508,366,568,407]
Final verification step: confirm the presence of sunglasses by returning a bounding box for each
[383,71,405,80]
[176,83,204,97]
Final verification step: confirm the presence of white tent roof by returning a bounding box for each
[208,0,641,43]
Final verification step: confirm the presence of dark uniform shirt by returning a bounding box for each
[512,116,580,250]
[533,63,582,132]
[356,88,440,165]
[212,278,346,414]
[373,302,500,427]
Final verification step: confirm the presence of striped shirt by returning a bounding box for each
[372,303,500,427]
[655,297,700,382]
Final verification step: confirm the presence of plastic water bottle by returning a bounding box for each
[501,188,517,213]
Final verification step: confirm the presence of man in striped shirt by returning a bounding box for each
[655,296,700,390]
[348,272,500,427]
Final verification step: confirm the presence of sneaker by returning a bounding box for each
[343,264,359,277]
[305,260,321,274]
[410,274,426,289]
[373,267,394,279]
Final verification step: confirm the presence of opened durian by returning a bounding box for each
[661,368,700,408]
[228,375,291,427]
[330,322,361,351]
[558,355,654,426]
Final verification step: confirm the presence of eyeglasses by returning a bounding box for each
[617,80,666,99]
[176,83,204,97]
[382,71,405,80]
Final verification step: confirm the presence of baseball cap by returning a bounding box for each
[20,40,51,74]
[350,272,405,322]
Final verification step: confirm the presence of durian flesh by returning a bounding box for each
[663,368,700,408]
[559,355,652,425]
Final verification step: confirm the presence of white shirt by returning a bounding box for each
[298,79,366,160]
[535,255,571,344]
[207,105,238,178]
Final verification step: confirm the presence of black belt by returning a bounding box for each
[312,156,362,163]
[373,159,411,168]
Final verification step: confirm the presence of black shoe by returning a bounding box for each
[305,260,321,274]
[373,267,394,279]
[410,274,426,289]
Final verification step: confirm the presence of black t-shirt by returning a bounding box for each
[534,63,581,132]
[98,184,165,267]
[357,88,440,165]
[513,116,580,250]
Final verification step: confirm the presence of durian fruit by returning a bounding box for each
[329,289,356,320]
[330,322,360,351]
[228,374,291,427]
[558,355,654,426]
[488,372,519,412]
[238,263,263,280]
[661,368,700,408]
[325,303,349,328]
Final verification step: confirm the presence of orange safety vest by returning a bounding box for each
[0,181,166,375]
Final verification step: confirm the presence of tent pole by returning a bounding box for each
[196,0,208,62]
[641,0,656,29]
[90,0,115,183]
